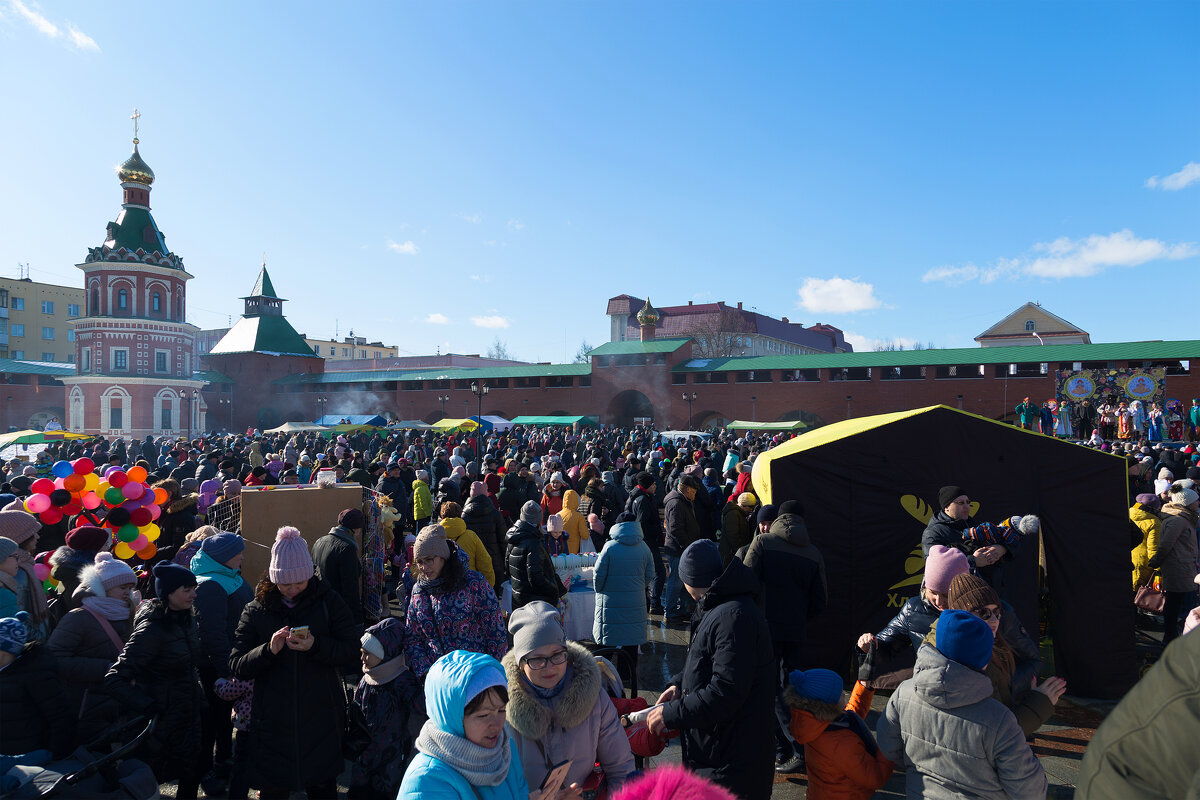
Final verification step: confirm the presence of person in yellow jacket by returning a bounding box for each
[1129,493,1162,590]
[438,501,495,586]
[556,489,591,554]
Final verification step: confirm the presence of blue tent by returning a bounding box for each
[314,413,387,426]
[469,415,513,433]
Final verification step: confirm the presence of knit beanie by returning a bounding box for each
[360,631,386,661]
[678,539,724,589]
[153,562,197,600]
[1134,493,1161,510]
[737,492,757,508]
[508,600,565,663]
[416,470,430,483]
[0,537,18,563]
[269,526,314,584]
[546,515,564,535]
[755,504,778,528]
[550,472,565,485]
[0,611,30,655]
[1170,482,1200,507]
[946,573,1000,614]
[65,526,110,553]
[937,485,966,511]
[0,510,42,546]
[414,525,451,561]
[338,507,367,531]
[520,500,542,527]
[778,499,804,517]
[924,545,970,594]
[82,551,137,593]
[787,668,844,705]
[201,532,245,566]
[470,481,487,498]
[588,513,603,533]
[223,479,242,497]
[1154,479,1171,495]
[2,498,24,513]
[936,609,994,671]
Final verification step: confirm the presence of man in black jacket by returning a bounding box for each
[504,501,565,610]
[311,507,365,630]
[625,472,665,614]
[662,474,703,621]
[921,484,1010,571]
[649,539,775,800]
[743,499,828,773]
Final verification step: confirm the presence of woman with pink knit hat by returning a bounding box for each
[230,526,360,798]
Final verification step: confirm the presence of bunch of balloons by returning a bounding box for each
[24,458,167,561]
[33,550,58,593]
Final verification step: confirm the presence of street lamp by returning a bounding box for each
[438,395,450,417]
[218,396,232,432]
[470,382,489,425]
[315,395,327,424]
[682,392,697,428]
[191,389,199,439]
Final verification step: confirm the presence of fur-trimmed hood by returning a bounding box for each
[782,684,842,722]
[167,493,199,514]
[502,640,600,739]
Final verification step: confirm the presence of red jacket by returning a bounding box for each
[786,681,893,800]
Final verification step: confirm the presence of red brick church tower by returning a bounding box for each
[62,112,206,438]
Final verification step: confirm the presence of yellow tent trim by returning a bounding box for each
[429,418,480,432]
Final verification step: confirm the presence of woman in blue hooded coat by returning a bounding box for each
[592,520,654,676]
[397,650,531,799]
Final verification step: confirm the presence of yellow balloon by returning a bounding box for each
[143,526,160,543]
[113,541,135,560]
[97,481,111,495]
[83,472,100,491]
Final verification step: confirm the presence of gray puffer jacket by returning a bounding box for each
[876,644,1047,800]
[1149,503,1198,592]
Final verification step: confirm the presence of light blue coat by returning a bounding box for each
[593,521,654,646]
[397,650,530,800]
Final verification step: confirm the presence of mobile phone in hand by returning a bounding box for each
[290,626,310,640]
[539,760,571,797]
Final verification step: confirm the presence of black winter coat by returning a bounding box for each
[743,513,828,643]
[922,510,1015,576]
[663,489,701,557]
[230,578,360,790]
[157,495,199,555]
[376,474,408,507]
[312,527,363,627]
[661,559,775,800]
[0,644,74,757]
[505,521,565,610]
[463,495,506,585]
[193,577,253,678]
[625,486,663,548]
[102,600,205,782]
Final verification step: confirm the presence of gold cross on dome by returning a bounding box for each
[131,108,141,143]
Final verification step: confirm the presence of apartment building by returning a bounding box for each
[0,277,86,363]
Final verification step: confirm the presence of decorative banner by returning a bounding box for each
[1056,368,1165,407]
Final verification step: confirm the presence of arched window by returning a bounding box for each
[1024,320,1036,331]
[175,296,182,321]
[118,289,129,311]
[152,292,161,313]
[89,288,99,315]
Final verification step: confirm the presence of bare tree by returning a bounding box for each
[573,340,593,363]
[873,339,938,352]
[487,338,512,360]
[689,306,754,359]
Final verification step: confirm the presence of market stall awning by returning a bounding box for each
[0,430,93,450]
[725,420,808,432]
[314,414,388,427]
[658,430,713,441]
[509,415,599,426]
[429,418,480,432]
[387,420,432,430]
[469,415,513,433]
[317,423,386,437]
[265,421,329,434]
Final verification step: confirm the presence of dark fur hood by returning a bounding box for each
[166,493,199,514]
[502,640,600,739]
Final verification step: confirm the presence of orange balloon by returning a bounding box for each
[63,473,86,492]
[127,466,148,483]
[137,543,157,560]
[153,488,168,505]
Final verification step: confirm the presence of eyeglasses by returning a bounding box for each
[972,606,1002,622]
[523,649,569,670]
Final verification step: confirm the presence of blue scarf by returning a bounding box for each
[524,666,572,701]
[190,549,244,595]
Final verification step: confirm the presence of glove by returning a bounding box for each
[857,639,878,684]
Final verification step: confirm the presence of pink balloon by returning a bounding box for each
[122,482,145,500]
[33,563,50,582]
[53,477,66,490]
[81,492,102,510]
[25,494,51,514]
[129,534,149,551]
[148,503,162,521]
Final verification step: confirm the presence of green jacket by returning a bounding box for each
[412,478,432,520]
[1076,629,1200,799]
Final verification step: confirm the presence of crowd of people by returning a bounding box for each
[0,410,1198,799]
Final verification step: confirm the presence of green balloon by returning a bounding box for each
[104,487,125,505]
[117,524,139,543]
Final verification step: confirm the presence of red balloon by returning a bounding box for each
[129,507,153,527]
[61,503,82,516]
[108,470,130,489]
[73,458,95,475]
[38,507,63,525]
[31,478,55,495]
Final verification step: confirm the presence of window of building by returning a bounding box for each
[11,350,23,359]
[67,304,80,317]
[1025,320,1036,331]
[162,406,172,430]
[41,301,54,314]
[155,351,168,373]
[374,351,381,358]
[41,327,54,340]
[82,348,91,371]
[67,330,75,342]
[67,353,74,363]
[41,352,55,362]
[11,298,24,311]
[110,406,122,429]
[11,324,24,337]
[112,348,129,371]
[117,290,128,310]
[0,289,7,308]
[342,347,349,357]
[152,292,162,313]
[313,345,320,354]
[0,319,6,334]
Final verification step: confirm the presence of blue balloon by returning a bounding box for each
[51,460,74,478]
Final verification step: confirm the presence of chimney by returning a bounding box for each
[688,300,693,306]
[737,302,743,310]
[781,317,789,324]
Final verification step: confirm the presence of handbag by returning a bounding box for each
[340,677,372,760]
[1134,577,1166,614]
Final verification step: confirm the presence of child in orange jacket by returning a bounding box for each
[783,668,893,800]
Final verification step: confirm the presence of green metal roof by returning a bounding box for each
[244,267,281,299]
[193,369,234,384]
[588,337,692,356]
[672,339,1200,372]
[105,206,169,255]
[207,315,318,357]
[510,415,599,426]
[0,358,75,376]
[274,362,591,385]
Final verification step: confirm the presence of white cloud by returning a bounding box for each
[469,274,491,283]
[66,24,98,51]
[506,219,525,231]
[11,0,58,37]
[457,213,482,224]
[844,333,920,352]
[1145,162,1200,191]
[424,313,449,325]
[796,277,882,314]
[471,315,510,329]
[386,239,419,255]
[923,229,1197,284]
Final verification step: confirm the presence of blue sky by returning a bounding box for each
[1,1,1196,363]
